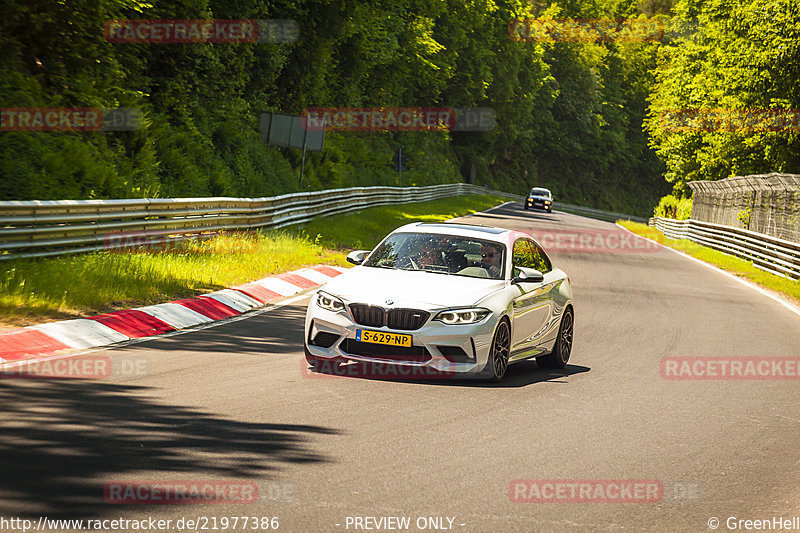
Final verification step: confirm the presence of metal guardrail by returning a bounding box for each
[653,217,800,279]
[0,184,506,260]
[0,183,643,261]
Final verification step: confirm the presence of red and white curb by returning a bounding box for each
[0,265,348,363]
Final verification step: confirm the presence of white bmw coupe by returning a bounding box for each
[304,222,574,381]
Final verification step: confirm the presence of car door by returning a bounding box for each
[527,239,563,347]
[509,239,552,359]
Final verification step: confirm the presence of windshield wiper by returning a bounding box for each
[424,268,453,275]
[408,265,452,275]
[371,263,453,275]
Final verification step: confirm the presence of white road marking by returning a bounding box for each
[203,289,262,312]
[33,319,130,349]
[134,302,213,328]
[254,277,304,296]
[295,268,334,284]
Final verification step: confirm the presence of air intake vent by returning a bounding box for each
[311,331,340,348]
[437,345,471,362]
[341,339,431,362]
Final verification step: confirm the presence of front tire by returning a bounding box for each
[537,307,573,369]
[486,319,511,381]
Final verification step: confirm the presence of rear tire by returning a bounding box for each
[537,308,573,369]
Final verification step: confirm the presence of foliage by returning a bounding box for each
[654,193,693,219]
[0,0,711,217]
[644,0,800,194]
[737,205,752,229]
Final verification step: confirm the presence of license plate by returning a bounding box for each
[356,329,412,347]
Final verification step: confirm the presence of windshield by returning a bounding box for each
[363,232,506,280]
[530,188,552,198]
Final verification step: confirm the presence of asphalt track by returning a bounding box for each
[1,203,799,533]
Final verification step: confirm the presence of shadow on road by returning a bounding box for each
[479,361,590,388]
[0,379,338,518]
[133,304,306,355]
[305,360,590,388]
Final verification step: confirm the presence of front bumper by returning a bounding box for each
[526,199,552,210]
[304,302,498,376]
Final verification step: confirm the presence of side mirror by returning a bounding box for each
[512,266,544,284]
[346,250,370,265]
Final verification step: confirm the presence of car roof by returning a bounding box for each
[530,187,551,194]
[392,222,529,246]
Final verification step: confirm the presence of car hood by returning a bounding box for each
[528,195,552,201]
[321,266,506,309]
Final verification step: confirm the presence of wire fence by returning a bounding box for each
[689,173,800,244]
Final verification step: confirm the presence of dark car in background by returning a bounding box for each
[525,187,553,212]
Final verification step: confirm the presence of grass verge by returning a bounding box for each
[0,194,507,329]
[286,194,509,250]
[618,221,800,305]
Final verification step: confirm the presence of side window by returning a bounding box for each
[512,239,535,271]
[513,239,551,274]
[529,240,552,273]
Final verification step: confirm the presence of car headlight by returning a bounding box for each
[434,308,491,325]
[316,291,346,312]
